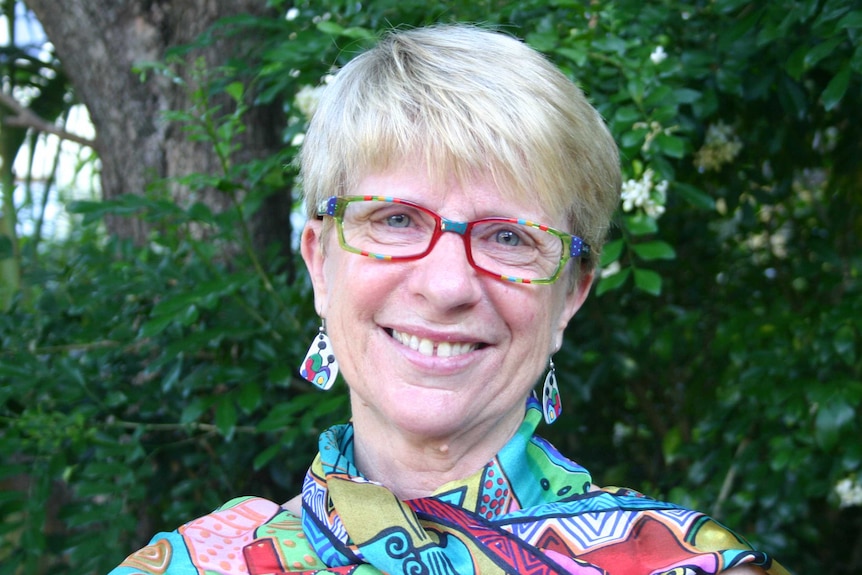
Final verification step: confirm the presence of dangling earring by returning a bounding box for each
[541,357,562,425]
[299,319,339,391]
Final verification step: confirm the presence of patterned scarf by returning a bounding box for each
[300,398,785,575]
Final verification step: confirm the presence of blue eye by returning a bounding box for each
[495,229,522,246]
[386,214,411,228]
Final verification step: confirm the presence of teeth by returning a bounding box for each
[418,337,433,356]
[391,329,477,358]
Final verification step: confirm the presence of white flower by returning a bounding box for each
[620,168,669,218]
[294,84,327,120]
[835,477,862,508]
[694,121,743,172]
[601,261,621,279]
[621,178,647,212]
[650,46,667,64]
[285,7,299,21]
[290,132,305,147]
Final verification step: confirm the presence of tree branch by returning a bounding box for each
[711,437,751,519]
[107,419,261,435]
[0,91,97,149]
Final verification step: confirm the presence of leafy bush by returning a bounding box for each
[1,1,860,573]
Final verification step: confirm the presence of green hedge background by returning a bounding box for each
[2,1,860,573]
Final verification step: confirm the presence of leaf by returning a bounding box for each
[149,277,243,319]
[838,10,862,29]
[225,81,244,103]
[803,36,844,70]
[66,199,138,224]
[833,324,857,366]
[672,88,702,104]
[180,397,213,425]
[556,46,588,67]
[623,213,659,236]
[644,85,673,108]
[161,359,183,392]
[179,304,199,327]
[257,403,298,432]
[814,399,855,449]
[315,21,373,41]
[595,35,628,56]
[0,360,32,379]
[627,77,645,104]
[252,339,277,362]
[786,45,808,80]
[620,128,649,149]
[186,201,215,224]
[600,239,625,267]
[662,427,683,464]
[256,396,322,432]
[215,397,237,439]
[675,183,716,210]
[268,365,295,387]
[138,313,176,338]
[237,381,262,412]
[653,133,686,158]
[613,106,641,124]
[316,21,345,35]
[253,443,282,471]
[596,267,631,296]
[339,26,377,41]
[634,268,662,295]
[525,31,558,52]
[822,64,851,111]
[631,240,676,261]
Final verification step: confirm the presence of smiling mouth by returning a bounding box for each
[389,329,482,358]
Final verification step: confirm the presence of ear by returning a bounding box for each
[300,220,329,316]
[551,270,593,352]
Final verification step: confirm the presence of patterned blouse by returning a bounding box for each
[110,399,788,575]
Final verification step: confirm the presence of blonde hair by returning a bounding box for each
[300,24,621,271]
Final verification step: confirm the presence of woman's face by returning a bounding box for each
[301,166,591,446]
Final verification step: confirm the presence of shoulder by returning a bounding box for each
[723,567,768,575]
[177,495,292,538]
[581,485,789,575]
[109,496,302,575]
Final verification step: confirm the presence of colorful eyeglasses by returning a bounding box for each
[317,195,590,284]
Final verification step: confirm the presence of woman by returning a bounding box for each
[111,25,787,575]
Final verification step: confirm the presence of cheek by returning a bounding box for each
[321,256,394,344]
[498,286,556,328]
[508,289,568,353]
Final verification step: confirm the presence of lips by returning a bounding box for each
[390,328,480,358]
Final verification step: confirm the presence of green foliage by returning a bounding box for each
[1,1,861,573]
[0,5,73,311]
[0,32,347,573]
[0,221,348,573]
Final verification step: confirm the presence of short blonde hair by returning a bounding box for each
[300,24,620,271]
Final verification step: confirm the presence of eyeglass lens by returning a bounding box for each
[339,199,564,281]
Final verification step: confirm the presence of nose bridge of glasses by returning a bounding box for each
[425,217,481,274]
[439,218,468,236]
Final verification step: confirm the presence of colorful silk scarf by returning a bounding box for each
[111,399,789,575]
[300,398,788,575]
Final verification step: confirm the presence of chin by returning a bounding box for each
[382,400,471,440]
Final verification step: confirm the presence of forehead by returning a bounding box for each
[352,163,561,225]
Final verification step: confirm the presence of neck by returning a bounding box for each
[349,401,526,500]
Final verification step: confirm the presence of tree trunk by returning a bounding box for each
[24,0,292,262]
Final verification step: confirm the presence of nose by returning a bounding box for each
[406,225,483,311]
